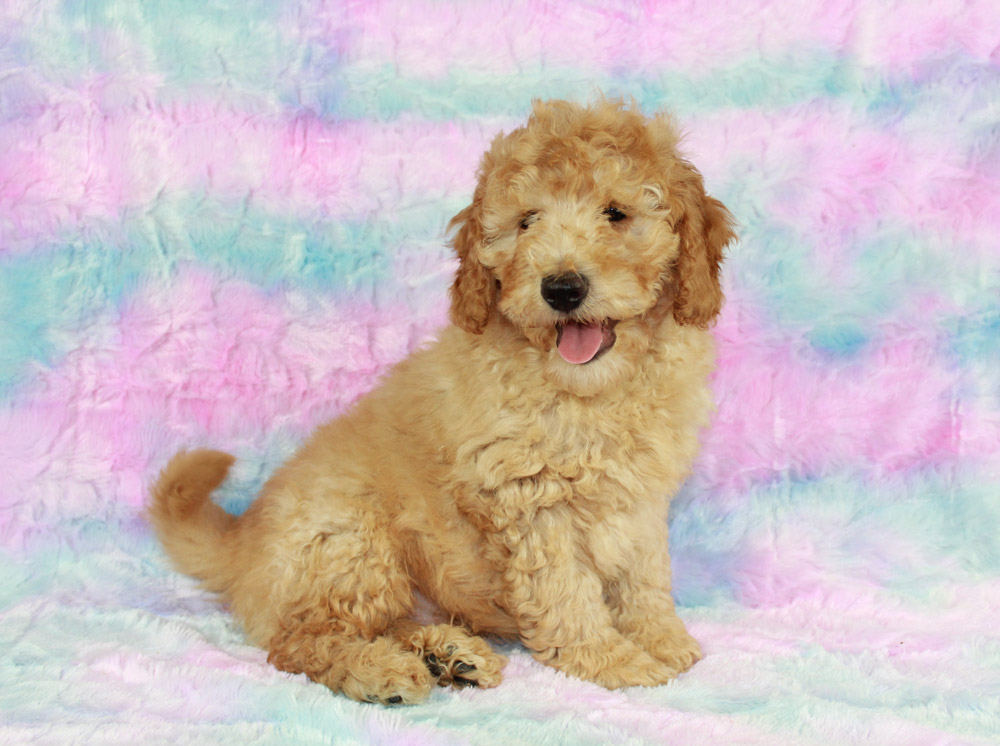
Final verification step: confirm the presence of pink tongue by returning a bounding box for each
[558,321,604,364]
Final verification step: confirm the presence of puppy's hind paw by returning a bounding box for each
[336,638,434,706]
[408,624,506,690]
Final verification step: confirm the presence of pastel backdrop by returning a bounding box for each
[1,1,998,744]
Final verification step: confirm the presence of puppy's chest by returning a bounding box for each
[470,390,688,516]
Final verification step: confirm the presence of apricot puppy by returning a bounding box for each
[149,98,736,704]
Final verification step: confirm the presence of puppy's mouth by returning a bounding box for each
[555,319,618,365]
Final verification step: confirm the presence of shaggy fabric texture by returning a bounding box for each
[1,1,998,744]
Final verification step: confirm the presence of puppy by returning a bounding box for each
[149,98,735,705]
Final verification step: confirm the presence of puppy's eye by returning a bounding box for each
[603,206,628,223]
[519,211,537,231]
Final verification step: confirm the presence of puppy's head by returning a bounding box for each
[449,98,736,392]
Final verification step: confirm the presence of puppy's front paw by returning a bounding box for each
[554,639,679,689]
[641,626,703,674]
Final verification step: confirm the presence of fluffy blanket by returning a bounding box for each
[2,2,998,744]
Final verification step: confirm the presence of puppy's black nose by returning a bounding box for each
[541,273,589,313]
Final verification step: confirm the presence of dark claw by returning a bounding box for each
[454,661,476,675]
[386,695,403,705]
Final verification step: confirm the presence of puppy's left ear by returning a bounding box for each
[671,163,737,328]
[448,204,495,334]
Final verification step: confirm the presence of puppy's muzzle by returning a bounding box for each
[541,273,589,313]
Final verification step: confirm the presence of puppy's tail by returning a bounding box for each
[147,449,240,593]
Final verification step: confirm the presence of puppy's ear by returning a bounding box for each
[671,164,736,328]
[448,204,495,334]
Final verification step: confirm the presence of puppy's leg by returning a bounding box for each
[611,583,702,674]
[504,509,678,688]
[391,621,506,690]
[262,502,433,705]
[610,524,702,674]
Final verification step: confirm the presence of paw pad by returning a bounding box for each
[423,651,480,688]
[409,625,506,692]
[424,653,444,678]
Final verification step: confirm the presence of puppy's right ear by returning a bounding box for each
[670,163,737,329]
[448,204,495,334]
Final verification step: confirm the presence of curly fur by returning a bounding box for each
[148,98,736,705]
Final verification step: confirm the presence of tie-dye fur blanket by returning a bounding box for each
[2,2,998,744]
